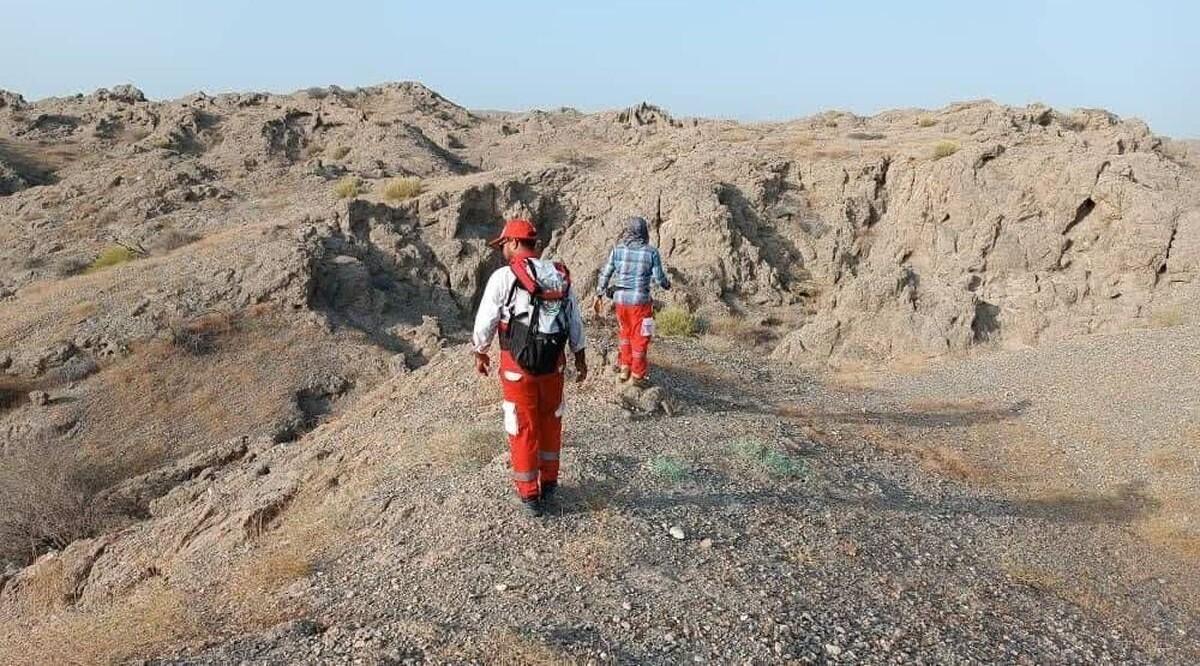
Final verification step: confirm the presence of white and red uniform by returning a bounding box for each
[472,255,586,499]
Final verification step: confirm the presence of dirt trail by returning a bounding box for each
[139,330,1198,665]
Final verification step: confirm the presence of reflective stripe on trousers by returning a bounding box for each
[498,352,564,500]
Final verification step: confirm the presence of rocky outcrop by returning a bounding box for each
[0,84,1195,368]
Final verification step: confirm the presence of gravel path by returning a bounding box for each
[150,333,1199,665]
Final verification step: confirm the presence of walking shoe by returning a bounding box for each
[630,375,650,388]
[618,366,631,382]
[541,481,558,503]
[521,496,543,517]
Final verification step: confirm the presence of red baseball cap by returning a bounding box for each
[488,218,538,247]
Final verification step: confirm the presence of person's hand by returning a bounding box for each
[474,352,491,376]
[574,352,588,383]
[592,297,604,317]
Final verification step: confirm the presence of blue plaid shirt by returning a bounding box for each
[597,244,671,305]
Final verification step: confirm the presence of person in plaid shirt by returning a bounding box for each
[593,216,671,383]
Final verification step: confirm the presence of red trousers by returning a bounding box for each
[616,302,655,379]
[499,351,564,499]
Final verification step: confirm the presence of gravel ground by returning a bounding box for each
[148,331,1199,665]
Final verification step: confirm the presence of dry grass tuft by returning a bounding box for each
[932,140,960,159]
[0,578,203,665]
[916,116,938,128]
[332,145,351,160]
[427,428,503,470]
[85,245,138,273]
[484,629,574,666]
[1149,306,1187,329]
[382,176,422,201]
[333,176,362,198]
[656,306,697,337]
[859,424,990,482]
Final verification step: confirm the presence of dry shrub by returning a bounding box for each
[916,116,938,128]
[382,176,422,201]
[0,376,32,413]
[932,140,960,159]
[161,310,236,355]
[333,176,362,198]
[0,442,131,564]
[332,145,351,160]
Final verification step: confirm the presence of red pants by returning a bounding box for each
[616,302,655,379]
[499,351,564,499]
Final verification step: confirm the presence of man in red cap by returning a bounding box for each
[472,219,587,517]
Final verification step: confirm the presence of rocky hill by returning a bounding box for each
[0,83,1197,663]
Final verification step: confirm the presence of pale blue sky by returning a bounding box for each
[2,0,1197,136]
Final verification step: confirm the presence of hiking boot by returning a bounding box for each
[521,496,543,517]
[541,481,558,504]
[618,366,631,382]
[630,375,650,388]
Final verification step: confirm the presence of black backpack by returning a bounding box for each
[500,259,572,376]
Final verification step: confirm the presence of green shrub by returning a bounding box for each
[648,456,690,482]
[86,246,137,273]
[731,438,807,479]
[932,141,959,159]
[333,176,362,199]
[656,306,697,337]
[332,146,351,160]
[382,176,422,201]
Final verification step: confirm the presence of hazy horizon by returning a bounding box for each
[2,0,1197,137]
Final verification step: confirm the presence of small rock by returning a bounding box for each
[669,525,686,540]
[28,390,49,407]
[494,583,509,592]
[699,538,713,549]
[825,643,842,657]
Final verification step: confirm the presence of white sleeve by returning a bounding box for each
[472,270,508,353]
[566,287,587,353]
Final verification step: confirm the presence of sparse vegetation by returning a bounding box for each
[847,131,886,141]
[162,310,236,355]
[0,442,129,565]
[382,176,422,201]
[917,117,938,128]
[933,140,960,159]
[550,147,599,167]
[332,145,351,160]
[147,229,201,255]
[730,438,807,479]
[655,306,697,337]
[428,428,502,470]
[647,456,690,482]
[1150,305,1187,329]
[333,176,362,198]
[85,245,138,273]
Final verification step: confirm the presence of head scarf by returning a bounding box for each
[618,216,649,247]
